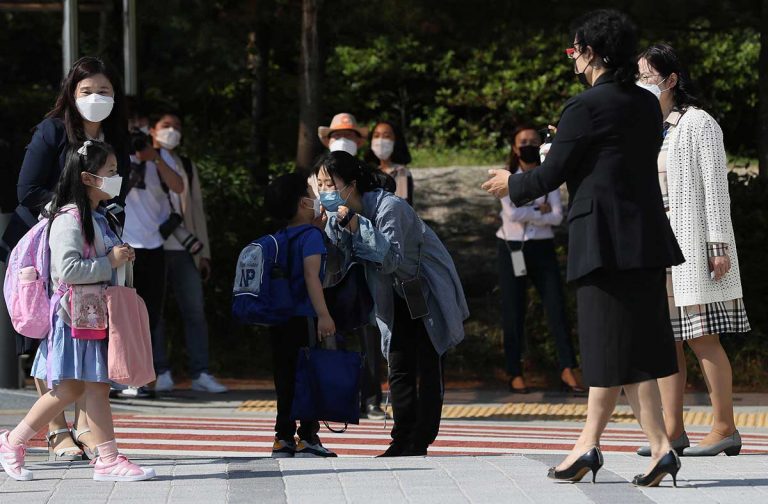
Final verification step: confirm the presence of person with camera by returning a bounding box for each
[122,113,184,395]
[146,112,227,394]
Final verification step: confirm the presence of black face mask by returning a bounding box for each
[518,145,540,164]
[574,53,591,86]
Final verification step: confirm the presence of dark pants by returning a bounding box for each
[497,238,577,377]
[269,317,320,442]
[133,247,167,373]
[356,325,383,409]
[154,250,210,378]
[388,292,444,450]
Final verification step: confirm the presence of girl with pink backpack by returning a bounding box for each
[0,141,156,482]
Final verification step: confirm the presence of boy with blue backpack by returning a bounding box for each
[234,173,337,457]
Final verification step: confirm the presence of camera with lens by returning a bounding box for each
[129,127,151,154]
[159,213,203,255]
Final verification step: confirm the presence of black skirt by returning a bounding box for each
[576,268,678,387]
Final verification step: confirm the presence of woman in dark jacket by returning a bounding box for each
[484,10,684,487]
[3,57,130,461]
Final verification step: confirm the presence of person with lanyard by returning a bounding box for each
[148,111,227,394]
[1,56,129,462]
[316,151,469,456]
[365,120,415,205]
[633,44,750,458]
[497,124,583,395]
[121,113,184,396]
[484,9,684,487]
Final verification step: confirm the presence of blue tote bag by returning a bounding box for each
[290,346,363,430]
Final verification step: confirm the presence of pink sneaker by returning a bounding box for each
[0,430,33,481]
[92,454,156,482]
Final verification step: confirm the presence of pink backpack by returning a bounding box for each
[3,209,78,339]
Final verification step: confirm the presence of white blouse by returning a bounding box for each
[496,168,563,242]
[666,107,743,306]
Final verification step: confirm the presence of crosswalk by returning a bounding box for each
[28,414,768,458]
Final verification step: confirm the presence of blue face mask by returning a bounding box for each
[319,185,349,212]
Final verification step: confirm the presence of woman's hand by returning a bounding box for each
[538,202,552,214]
[709,255,731,281]
[108,244,134,268]
[482,169,510,199]
[135,146,158,163]
[317,314,336,342]
[337,205,359,233]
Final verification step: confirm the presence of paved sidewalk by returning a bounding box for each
[2,452,768,504]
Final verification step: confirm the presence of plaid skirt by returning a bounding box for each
[666,269,750,341]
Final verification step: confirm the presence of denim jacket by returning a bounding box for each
[325,189,468,358]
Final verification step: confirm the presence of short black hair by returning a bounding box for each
[265,172,309,221]
[149,110,183,127]
[571,9,639,86]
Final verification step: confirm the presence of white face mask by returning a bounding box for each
[155,127,182,150]
[76,94,114,123]
[138,126,150,135]
[303,197,321,218]
[371,138,394,161]
[636,81,662,100]
[329,137,358,156]
[93,174,123,199]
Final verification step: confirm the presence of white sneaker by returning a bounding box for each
[191,372,228,394]
[154,371,174,392]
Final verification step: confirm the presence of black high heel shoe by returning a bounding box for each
[560,380,587,396]
[632,450,681,487]
[547,447,604,483]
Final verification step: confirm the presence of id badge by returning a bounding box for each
[511,250,527,277]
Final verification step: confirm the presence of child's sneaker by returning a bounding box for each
[295,438,337,458]
[271,437,296,458]
[92,454,156,482]
[0,430,33,481]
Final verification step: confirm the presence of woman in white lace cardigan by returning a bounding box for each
[636,44,750,458]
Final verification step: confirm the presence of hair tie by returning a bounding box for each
[77,140,93,156]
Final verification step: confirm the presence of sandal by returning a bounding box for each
[45,428,83,462]
[72,428,97,460]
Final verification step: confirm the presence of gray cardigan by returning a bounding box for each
[327,189,469,358]
[49,205,115,323]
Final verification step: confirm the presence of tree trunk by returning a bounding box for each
[296,0,321,172]
[760,0,768,178]
[247,5,270,186]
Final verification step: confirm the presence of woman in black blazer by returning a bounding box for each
[2,57,130,462]
[484,10,684,487]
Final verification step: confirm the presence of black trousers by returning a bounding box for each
[388,292,444,450]
[497,239,577,376]
[269,317,320,442]
[133,247,167,373]
[355,325,383,409]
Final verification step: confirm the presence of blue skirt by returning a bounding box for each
[31,314,110,386]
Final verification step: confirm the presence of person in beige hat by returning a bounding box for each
[317,113,368,156]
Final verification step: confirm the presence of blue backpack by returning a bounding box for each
[232,227,316,326]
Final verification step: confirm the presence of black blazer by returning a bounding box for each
[1,118,130,256]
[508,74,684,282]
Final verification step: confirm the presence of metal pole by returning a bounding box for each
[123,0,137,96]
[0,213,19,389]
[62,0,79,77]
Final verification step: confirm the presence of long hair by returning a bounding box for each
[313,151,386,193]
[44,140,115,245]
[364,121,413,166]
[505,124,539,172]
[45,57,128,157]
[638,43,703,110]
[571,9,639,86]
